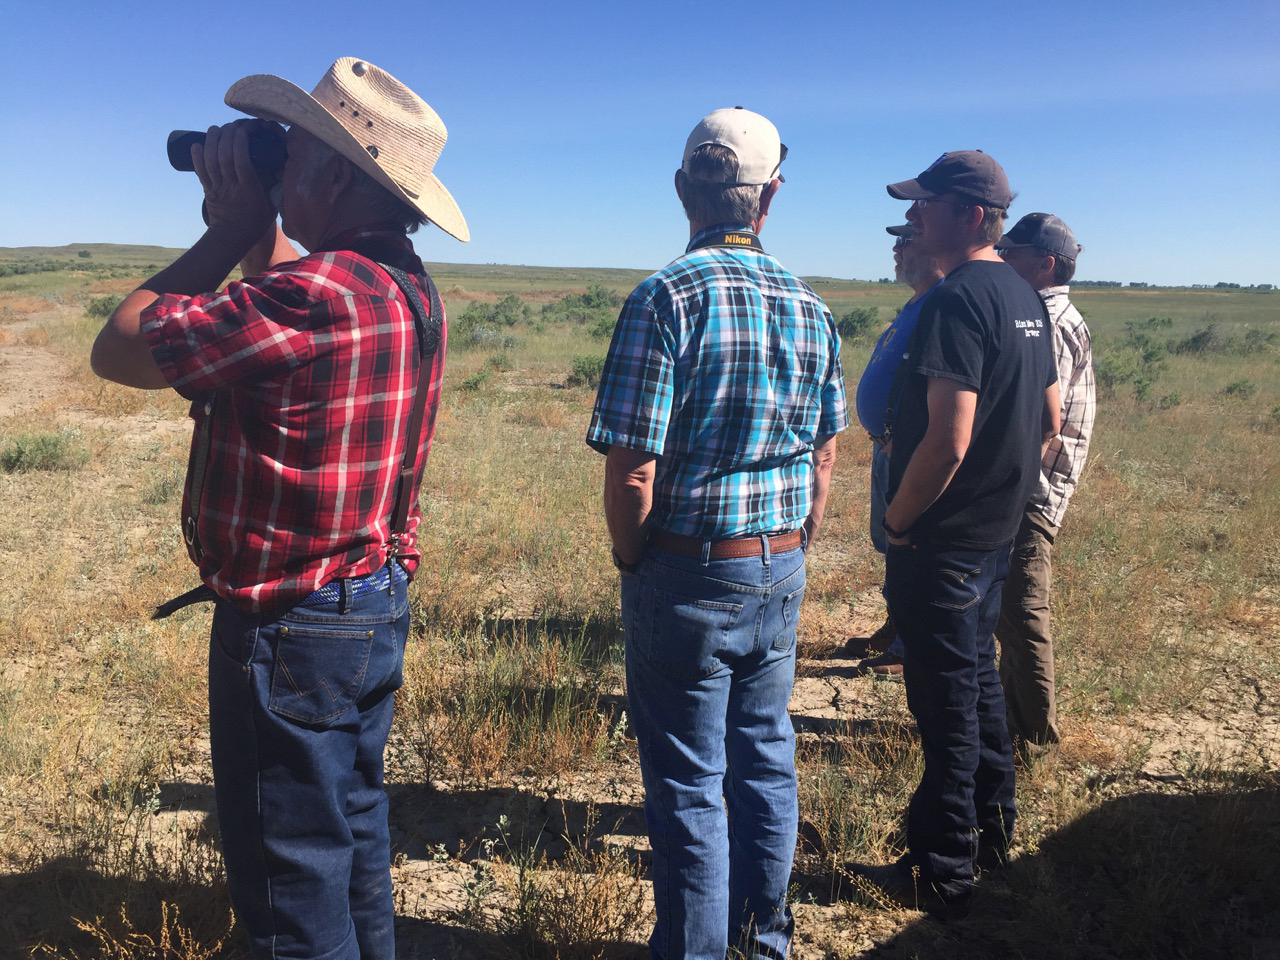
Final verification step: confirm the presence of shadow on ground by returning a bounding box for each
[0,856,245,959]
[837,777,1280,959]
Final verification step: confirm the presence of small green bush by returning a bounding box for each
[568,355,606,388]
[1171,323,1276,356]
[589,314,617,340]
[85,294,124,319]
[461,369,491,391]
[1222,378,1257,399]
[1094,317,1173,402]
[1,429,90,473]
[836,306,880,341]
[544,285,622,329]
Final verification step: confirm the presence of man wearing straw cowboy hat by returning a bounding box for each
[92,57,466,959]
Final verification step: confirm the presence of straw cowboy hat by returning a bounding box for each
[225,57,469,242]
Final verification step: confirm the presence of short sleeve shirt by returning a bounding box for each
[855,279,942,436]
[140,228,445,613]
[888,259,1056,549]
[586,225,849,538]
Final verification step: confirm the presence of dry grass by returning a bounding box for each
[1,260,1277,957]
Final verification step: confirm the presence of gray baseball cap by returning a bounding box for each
[682,107,786,185]
[887,150,1013,208]
[997,212,1082,260]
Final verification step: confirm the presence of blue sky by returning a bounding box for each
[2,0,1276,286]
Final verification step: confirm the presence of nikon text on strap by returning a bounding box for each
[688,230,765,254]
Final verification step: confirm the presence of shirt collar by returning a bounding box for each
[686,223,757,254]
[316,226,411,254]
[316,227,419,272]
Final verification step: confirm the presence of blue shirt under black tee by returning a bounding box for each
[888,259,1057,549]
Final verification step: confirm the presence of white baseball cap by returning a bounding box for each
[681,107,786,186]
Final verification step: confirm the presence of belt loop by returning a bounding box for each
[700,539,711,566]
[761,533,772,565]
[338,578,350,615]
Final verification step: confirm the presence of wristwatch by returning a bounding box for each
[881,517,912,540]
[611,547,641,574]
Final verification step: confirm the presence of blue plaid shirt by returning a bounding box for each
[586,224,849,538]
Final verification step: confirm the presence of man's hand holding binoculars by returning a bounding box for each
[190,120,283,251]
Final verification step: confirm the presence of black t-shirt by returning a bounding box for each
[888,259,1057,549]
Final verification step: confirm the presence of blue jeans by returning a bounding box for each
[884,539,1016,899]
[869,443,890,556]
[870,444,905,659]
[208,565,410,960]
[622,539,806,960]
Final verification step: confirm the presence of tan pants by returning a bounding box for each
[996,508,1060,746]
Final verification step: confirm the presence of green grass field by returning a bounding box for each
[1,245,1277,959]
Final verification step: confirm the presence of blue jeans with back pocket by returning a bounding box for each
[622,538,806,960]
[208,565,409,960]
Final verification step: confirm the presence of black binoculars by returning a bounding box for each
[166,124,288,189]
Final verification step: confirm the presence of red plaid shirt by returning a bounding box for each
[141,228,446,614]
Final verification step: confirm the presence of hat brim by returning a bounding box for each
[886,178,938,201]
[996,233,1033,249]
[885,224,913,237]
[225,73,470,243]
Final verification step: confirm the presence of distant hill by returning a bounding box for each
[0,243,189,265]
[0,244,875,298]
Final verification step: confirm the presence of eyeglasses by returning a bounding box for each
[770,143,789,182]
[892,237,910,250]
[912,197,975,212]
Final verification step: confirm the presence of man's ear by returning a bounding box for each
[753,178,781,232]
[326,154,358,204]
[965,202,987,235]
[1041,254,1058,284]
[674,168,686,204]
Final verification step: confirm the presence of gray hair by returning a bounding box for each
[296,138,428,234]
[1051,252,1077,285]
[678,144,763,226]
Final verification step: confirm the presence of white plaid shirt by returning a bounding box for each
[1029,286,1095,527]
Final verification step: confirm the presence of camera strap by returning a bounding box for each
[687,229,765,254]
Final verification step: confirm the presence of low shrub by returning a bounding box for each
[568,355,606,388]
[1222,378,1258,399]
[85,294,124,319]
[1,429,90,473]
[836,306,880,341]
[462,369,491,391]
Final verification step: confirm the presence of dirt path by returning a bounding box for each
[0,305,81,420]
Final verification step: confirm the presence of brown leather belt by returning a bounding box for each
[649,529,804,560]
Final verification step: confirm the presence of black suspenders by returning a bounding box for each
[377,264,443,550]
[154,263,443,619]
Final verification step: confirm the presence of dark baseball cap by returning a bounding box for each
[887,150,1013,208]
[998,212,1082,260]
[885,224,914,238]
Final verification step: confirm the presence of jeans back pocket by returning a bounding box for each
[268,622,375,725]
